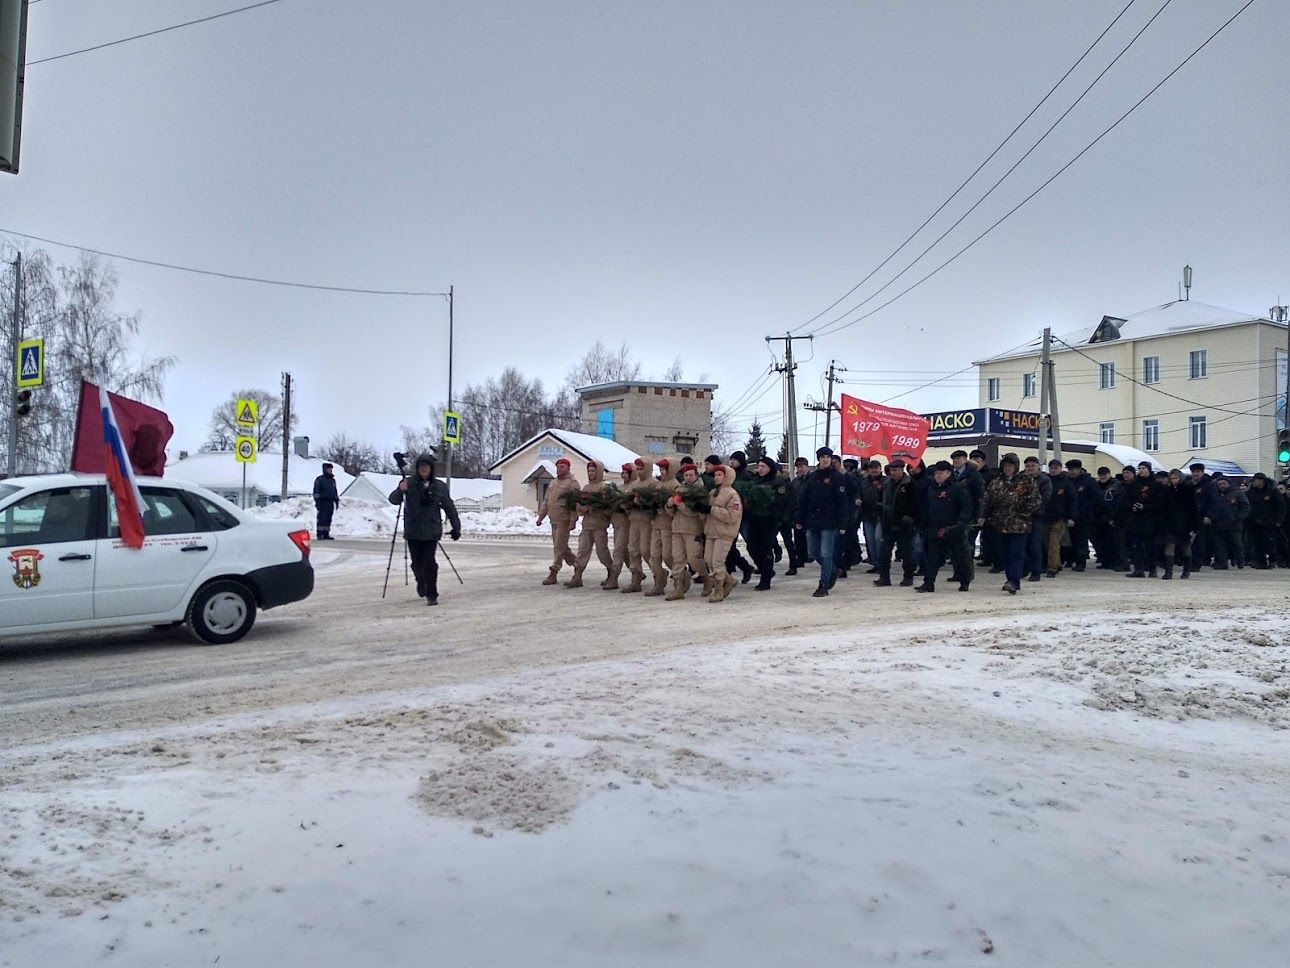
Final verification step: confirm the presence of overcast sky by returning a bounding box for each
[4,0,1287,457]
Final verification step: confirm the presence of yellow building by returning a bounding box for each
[976,300,1288,476]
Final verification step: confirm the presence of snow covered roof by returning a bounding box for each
[342,472,501,502]
[1067,440,1165,472]
[165,451,355,495]
[578,380,718,395]
[522,460,558,482]
[489,429,640,473]
[1179,456,1251,478]
[982,301,1279,362]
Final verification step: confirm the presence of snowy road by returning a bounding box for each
[2,541,1288,965]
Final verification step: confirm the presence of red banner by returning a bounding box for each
[70,381,174,478]
[838,394,930,466]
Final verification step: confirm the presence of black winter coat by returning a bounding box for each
[796,468,851,531]
[1246,486,1285,527]
[1120,476,1164,535]
[1070,473,1097,523]
[925,479,972,534]
[313,473,340,506]
[1042,473,1075,523]
[882,475,924,530]
[857,474,884,524]
[1204,487,1249,531]
[1161,482,1200,537]
[390,475,461,541]
[952,465,985,519]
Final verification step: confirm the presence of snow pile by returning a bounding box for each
[249,496,398,537]
[458,506,580,536]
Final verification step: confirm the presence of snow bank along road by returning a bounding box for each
[2,538,1288,966]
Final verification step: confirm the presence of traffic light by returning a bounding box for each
[1278,428,1290,466]
[13,388,30,418]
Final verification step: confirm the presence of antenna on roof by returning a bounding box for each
[1182,264,1192,301]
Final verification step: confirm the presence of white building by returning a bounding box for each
[166,451,354,508]
[976,299,1288,475]
[488,429,640,511]
[342,472,502,512]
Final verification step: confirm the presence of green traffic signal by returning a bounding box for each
[1279,429,1290,464]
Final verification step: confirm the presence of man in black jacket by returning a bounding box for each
[795,446,850,597]
[1041,459,1075,577]
[1065,459,1095,572]
[1244,473,1284,569]
[1203,474,1248,569]
[1121,462,1164,578]
[875,460,922,587]
[389,454,461,606]
[919,461,972,593]
[1188,463,1214,569]
[785,457,811,572]
[312,463,341,540]
[858,461,885,571]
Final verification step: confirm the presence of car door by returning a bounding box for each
[93,486,219,620]
[0,485,98,631]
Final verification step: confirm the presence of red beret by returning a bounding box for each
[555,457,570,467]
[634,457,645,466]
[656,458,670,468]
[621,463,634,473]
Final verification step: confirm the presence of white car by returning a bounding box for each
[0,473,313,645]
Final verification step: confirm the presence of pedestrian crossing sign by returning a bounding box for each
[16,338,43,388]
[444,411,461,444]
[235,398,258,428]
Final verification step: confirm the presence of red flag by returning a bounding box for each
[70,381,174,478]
[838,394,930,465]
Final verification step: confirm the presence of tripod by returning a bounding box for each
[382,458,410,599]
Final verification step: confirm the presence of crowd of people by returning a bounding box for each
[533,448,1290,601]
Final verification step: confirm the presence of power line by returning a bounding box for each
[791,0,1141,334]
[876,334,1042,405]
[1052,335,1274,416]
[810,0,1179,339]
[0,227,446,296]
[28,0,288,66]
[806,0,1258,342]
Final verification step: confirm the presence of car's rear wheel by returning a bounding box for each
[187,580,256,645]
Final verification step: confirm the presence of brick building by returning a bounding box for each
[577,380,717,464]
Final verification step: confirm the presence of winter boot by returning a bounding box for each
[1180,556,1192,580]
[915,583,934,593]
[739,562,754,584]
[542,568,559,586]
[708,576,728,603]
[899,575,915,587]
[958,580,970,592]
[873,576,892,587]
[643,572,668,597]
[812,583,828,598]
[621,570,644,594]
[1161,556,1174,581]
[700,576,714,597]
[601,567,621,590]
[754,573,772,591]
[665,572,691,601]
[563,572,584,588]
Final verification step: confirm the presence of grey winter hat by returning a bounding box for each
[1000,453,1020,467]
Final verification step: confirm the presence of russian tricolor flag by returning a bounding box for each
[100,385,147,549]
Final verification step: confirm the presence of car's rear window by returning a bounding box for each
[0,484,20,503]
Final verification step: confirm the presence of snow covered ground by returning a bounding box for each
[2,557,1287,966]
[251,498,564,538]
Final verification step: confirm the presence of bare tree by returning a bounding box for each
[203,389,287,451]
[3,248,174,473]
[318,433,381,476]
[660,357,685,382]
[564,340,641,392]
[709,409,735,456]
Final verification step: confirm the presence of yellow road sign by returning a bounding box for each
[235,398,258,428]
[235,436,257,463]
[444,411,462,444]
[16,338,44,388]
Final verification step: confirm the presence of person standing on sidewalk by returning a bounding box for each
[312,462,341,540]
[795,446,850,598]
[980,453,1042,594]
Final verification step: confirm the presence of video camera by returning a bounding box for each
[393,451,409,470]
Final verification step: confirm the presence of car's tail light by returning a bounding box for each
[288,529,311,557]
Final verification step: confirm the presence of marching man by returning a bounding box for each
[665,463,709,600]
[566,460,613,588]
[646,457,678,596]
[536,457,581,585]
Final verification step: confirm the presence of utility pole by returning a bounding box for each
[765,332,812,468]
[280,371,292,500]
[1042,326,1063,464]
[442,285,454,494]
[1038,327,1051,469]
[823,359,846,449]
[6,252,20,478]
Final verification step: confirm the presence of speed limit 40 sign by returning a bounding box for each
[235,436,257,464]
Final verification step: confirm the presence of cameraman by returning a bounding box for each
[389,453,461,606]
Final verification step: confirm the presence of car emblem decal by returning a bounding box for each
[8,548,44,590]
